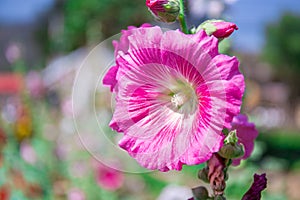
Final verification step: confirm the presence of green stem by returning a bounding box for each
[178,0,188,34]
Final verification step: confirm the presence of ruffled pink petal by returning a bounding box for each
[113,23,152,56]
[188,30,219,57]
[211,55,245,128]
[104,24,152,92]
[103,65,118,92]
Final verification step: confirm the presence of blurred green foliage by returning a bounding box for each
[258,130,300,169]
[263,13,300,103]
[63,0,150,52]
[263,13,300,72]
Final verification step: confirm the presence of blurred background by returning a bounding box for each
[0,0,300,199]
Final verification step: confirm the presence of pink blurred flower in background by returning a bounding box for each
[26,71,45,99]
[103,26,244,171]
[231,114,259,166]
[67,188,85,200]
[61,99,73,116]
[20,140,37,165]
[5,43,21,64]
[94,161,124,191]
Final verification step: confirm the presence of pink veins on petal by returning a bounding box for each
[103,26,245,171]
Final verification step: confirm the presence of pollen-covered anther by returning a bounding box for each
[171,92,187,108]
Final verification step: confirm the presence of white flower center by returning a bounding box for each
[171,92,187,108]
[168,80,198,115]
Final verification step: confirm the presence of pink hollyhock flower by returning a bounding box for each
[103,26,244,171]
[211,21,238,38]
[231,114,259,166]
[94,162,124,191]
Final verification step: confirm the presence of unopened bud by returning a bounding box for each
[198,167,209,183]
[218,143,244,159]
[218,130,245,159]
[197,19,238,39]
[192,186,209,200]
[224,130,238,145]
[146,0,180,23]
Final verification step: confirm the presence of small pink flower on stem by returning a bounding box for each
[146,0,168,14]
[103,26,245,171]
[146,0,180,23]
[211,21,238,38]
[199,20,238,39]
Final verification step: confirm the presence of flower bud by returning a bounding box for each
[224,130,238,145]
[218,143,244,159]
[198,167,209,183]
[218,130,245,159]
[192,186,209,200]
[198,20,238,39]
[146,0,180,23]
